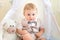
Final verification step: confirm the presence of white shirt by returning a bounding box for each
[17,18,44,34]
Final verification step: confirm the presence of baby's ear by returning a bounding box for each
[23,12,25,16]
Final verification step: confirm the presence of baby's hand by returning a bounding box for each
[35,32,40,38]
[22,30,29,35]
[7,27,16,33]
[20,30,29,35]
[23,33,34,40]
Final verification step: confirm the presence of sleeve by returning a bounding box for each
[39,19,44,28]
[37,18,45,31]
[40,21,44,28]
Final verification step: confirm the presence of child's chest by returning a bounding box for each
[21,20,41,33]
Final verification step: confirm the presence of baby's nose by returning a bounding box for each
[30,15,33,18]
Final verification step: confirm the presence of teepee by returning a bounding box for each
[0,0,60,40]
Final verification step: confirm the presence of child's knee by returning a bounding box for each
[23,34,34,40]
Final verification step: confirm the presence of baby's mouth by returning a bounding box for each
[30,19,32,20]
[30,19,34,21]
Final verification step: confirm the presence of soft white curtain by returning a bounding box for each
[42,0,60,40]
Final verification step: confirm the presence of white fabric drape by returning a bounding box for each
[42,0,60,40]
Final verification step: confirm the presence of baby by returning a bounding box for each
[16,3,46,40]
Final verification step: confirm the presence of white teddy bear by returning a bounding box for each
[3,19,17,40]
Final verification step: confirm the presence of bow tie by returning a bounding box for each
[28,21,37,26]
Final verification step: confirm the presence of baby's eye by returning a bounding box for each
[28,14,30,16]
[32,14,35,16]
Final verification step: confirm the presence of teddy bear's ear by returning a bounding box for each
[3,23,6,27]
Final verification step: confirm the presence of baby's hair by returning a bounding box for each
[23,3,37,13]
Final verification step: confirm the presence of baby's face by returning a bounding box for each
[24,9,37,21]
